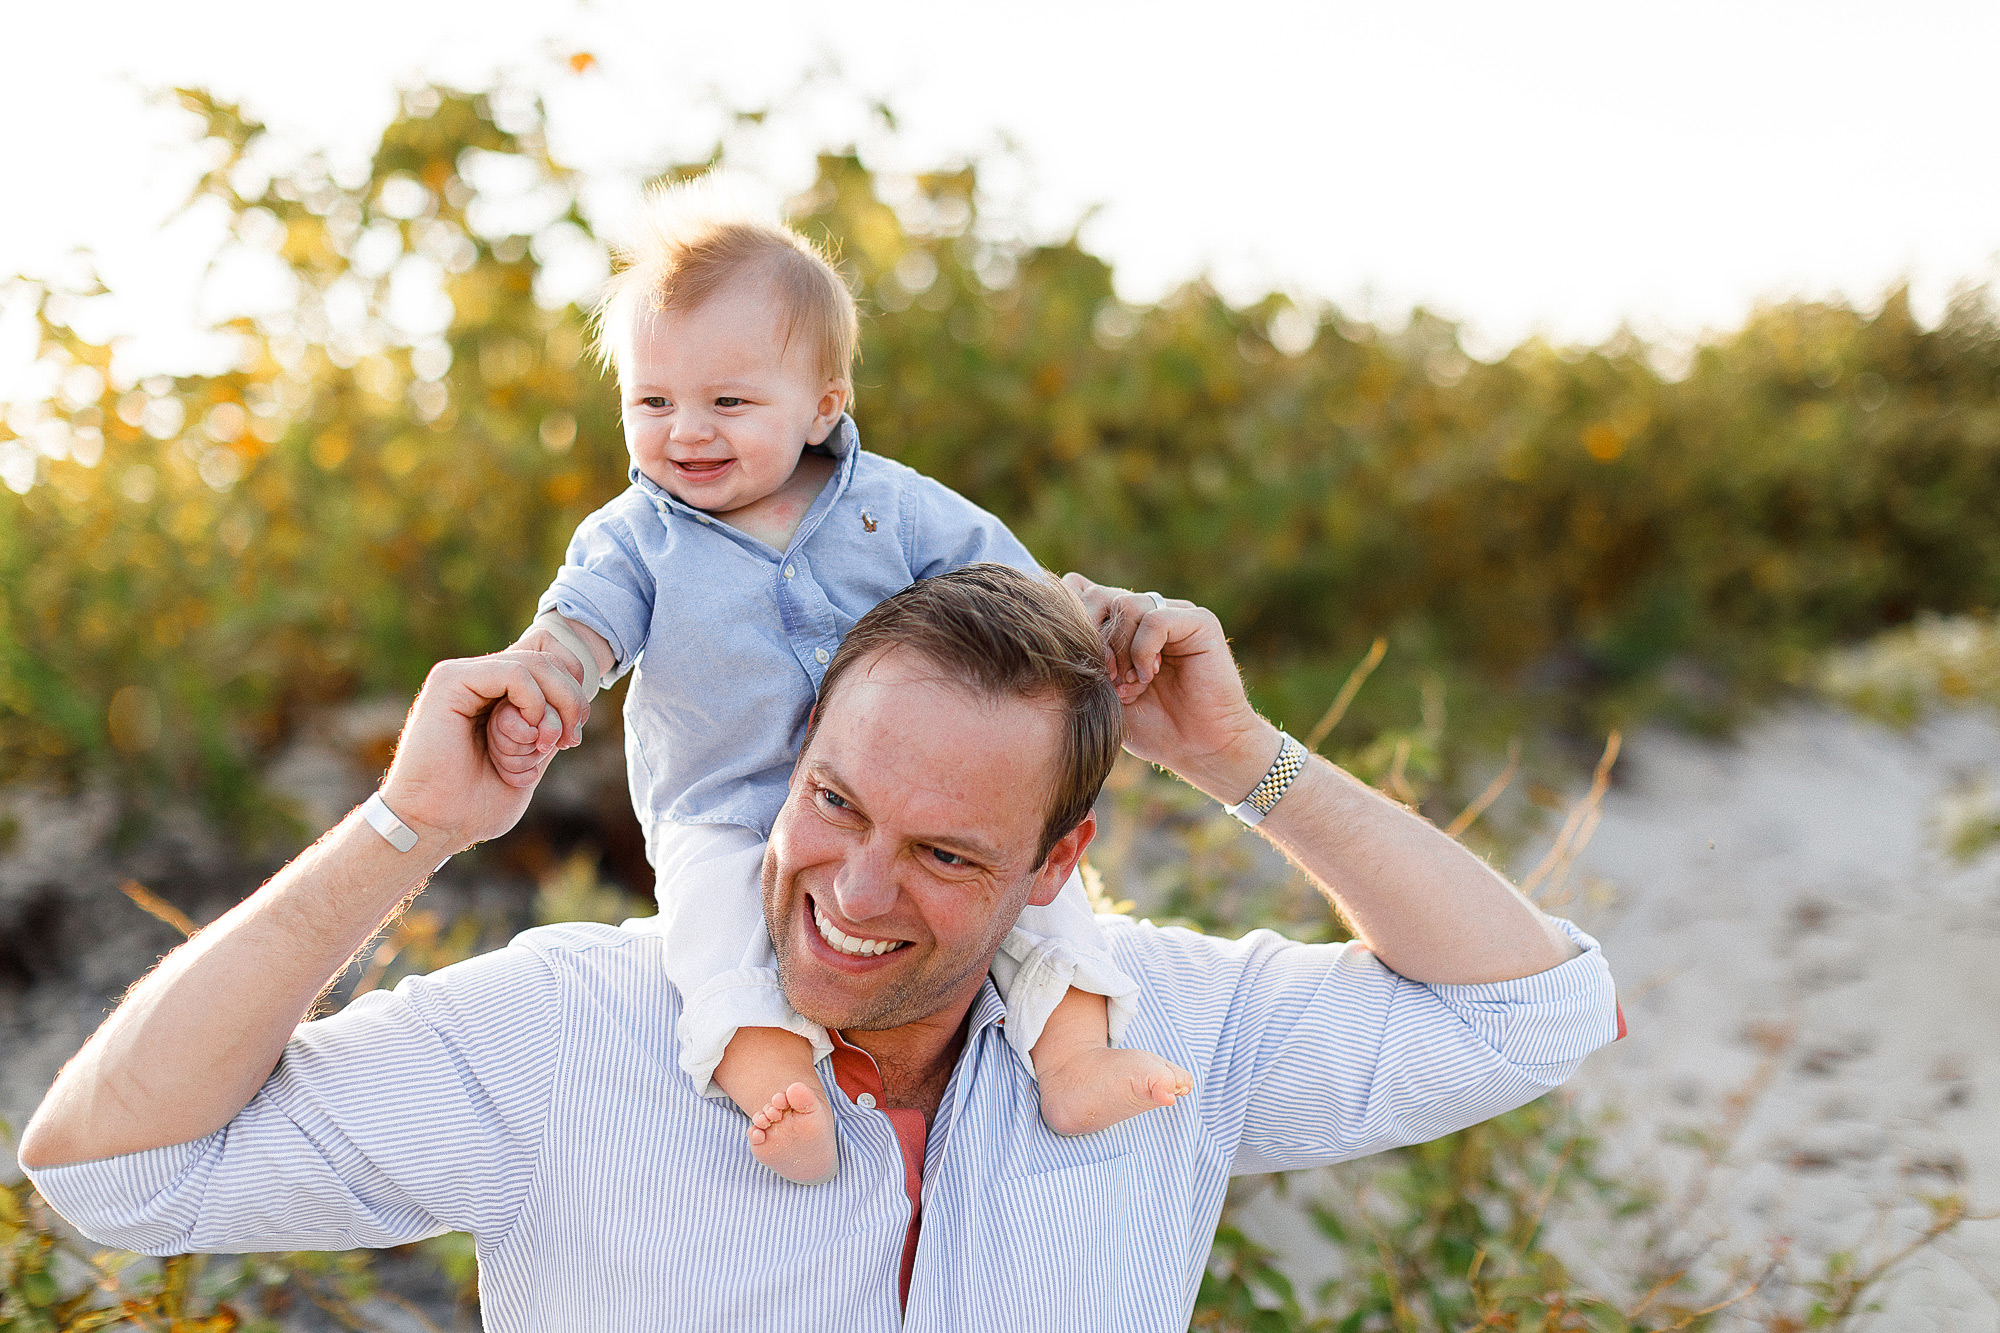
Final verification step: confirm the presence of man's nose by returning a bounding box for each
[830,842,899,922]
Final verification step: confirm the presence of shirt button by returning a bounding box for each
[784,565,795,578]
[856,1093,876,1110]
[815,647,830,664]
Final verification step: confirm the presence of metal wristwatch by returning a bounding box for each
[1223,731,1307,828]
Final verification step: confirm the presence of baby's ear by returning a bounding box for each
[816,380,850,426]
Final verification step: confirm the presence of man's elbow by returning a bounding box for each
[17,1094,83,1172]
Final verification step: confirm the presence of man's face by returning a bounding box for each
[618,275,844,520]
[763,646,1091,1033]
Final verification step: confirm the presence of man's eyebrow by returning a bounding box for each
[806,759,1006,866]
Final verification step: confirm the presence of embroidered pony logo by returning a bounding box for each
[860,509,877,532]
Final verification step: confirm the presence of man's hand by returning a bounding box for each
[1061,571,1580,984]
[17,645,592,1171]
[1060,572,1277,805]
[484,617,613,790]
[388,650,591,847]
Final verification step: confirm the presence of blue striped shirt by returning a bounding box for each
[25,915,1618,1331]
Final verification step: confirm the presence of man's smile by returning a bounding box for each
[809,895,909,960]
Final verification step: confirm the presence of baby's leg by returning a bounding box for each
[1031,988,1193,1137]
[652,822,839,1184]
[715,1026,839,1185]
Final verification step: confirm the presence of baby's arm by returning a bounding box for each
[487,615,617,787]
[488,492,658,787]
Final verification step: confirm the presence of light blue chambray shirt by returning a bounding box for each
[538,415,1037,841]
[25,915,1621,1332]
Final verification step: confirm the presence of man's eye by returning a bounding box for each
[926,846,968,868]
[715,396,745,408]
[818,786,851,811]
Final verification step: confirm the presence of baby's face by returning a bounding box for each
[619,276,845,519]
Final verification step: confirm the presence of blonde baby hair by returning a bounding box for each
[591,173,859,389]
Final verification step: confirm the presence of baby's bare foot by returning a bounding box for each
[747,1080,839,1184]
[1038,1048,1194,1137]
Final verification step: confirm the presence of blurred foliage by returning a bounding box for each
[1818,611,2000,726]
[4,78,1997,1328]
[8,82,2000,823]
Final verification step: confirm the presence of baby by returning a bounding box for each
[487,180,1191,1184]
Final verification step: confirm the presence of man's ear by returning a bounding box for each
[1027,811,1097,907]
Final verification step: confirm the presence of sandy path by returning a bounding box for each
[1238,705,2000,1326]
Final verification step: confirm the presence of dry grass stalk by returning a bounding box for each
[1305,637,1387,752]
[118,879,196,938]
[1384,736,1417,806]
[1446,738,1522,838]
[1520,731,1621,900]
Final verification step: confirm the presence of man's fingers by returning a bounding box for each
[1063,573,1186,693]
[452,653,589,747]
[1127,613,1173,684]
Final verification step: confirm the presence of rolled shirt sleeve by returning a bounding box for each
[1118,916,1619,1176]
[26,939,566,1256]
[538,490,660,679]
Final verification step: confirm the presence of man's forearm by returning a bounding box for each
[18,811,446,1169]
[1183,724,1579,985]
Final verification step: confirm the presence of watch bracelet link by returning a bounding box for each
[1224,731,1308,828]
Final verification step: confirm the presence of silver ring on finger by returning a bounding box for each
[1143,590,1166,610]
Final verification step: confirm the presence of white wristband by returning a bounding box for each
[361,791,420,852]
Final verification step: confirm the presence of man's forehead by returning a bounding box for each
[805,647,1065,839]
[831,646,1065,731]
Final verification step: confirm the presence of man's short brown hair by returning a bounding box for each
[804,565,1123,866]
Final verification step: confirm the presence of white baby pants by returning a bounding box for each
[653,820,1140,1099]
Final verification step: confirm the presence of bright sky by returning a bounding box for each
[5,0,1999,398]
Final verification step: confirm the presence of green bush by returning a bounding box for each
[7,84,2000,819]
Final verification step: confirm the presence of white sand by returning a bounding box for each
[1238,705,2000,1326]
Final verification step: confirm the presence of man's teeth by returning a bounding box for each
[813,904,906,958]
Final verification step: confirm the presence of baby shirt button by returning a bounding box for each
[784,565,795,578]
[815,647,830,664]
[857,1093,877,1110]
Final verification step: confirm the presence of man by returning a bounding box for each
[20,567,1619,1331]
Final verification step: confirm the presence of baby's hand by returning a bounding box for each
[486,697,566,787]
[1061,574,1186,705]
[483,626,595,788]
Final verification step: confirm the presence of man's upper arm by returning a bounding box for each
[1132,918,1619,1176]
[26,939,566,1256]
[539,491,658,675]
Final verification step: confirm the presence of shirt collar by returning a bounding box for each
[967,979,1007,1035]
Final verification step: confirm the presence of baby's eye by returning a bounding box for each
[714,396,745,408]
[637,395,669,409]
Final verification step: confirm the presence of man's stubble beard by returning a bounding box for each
[761,847,930,1033]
